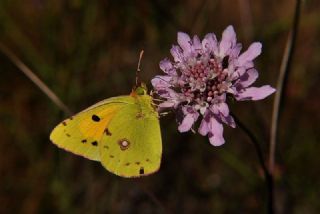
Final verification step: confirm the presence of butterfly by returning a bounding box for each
[50,52,162,178]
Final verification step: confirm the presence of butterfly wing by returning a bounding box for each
[50,96,134,161]
[99,95,162,177]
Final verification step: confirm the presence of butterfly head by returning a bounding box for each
[131,82,148,96]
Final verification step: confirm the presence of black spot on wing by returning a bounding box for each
[92,114,101,122]
[104,128,112,136]
[139,167,144,175]
[91,141,98,146]
[81,139,87,143]
[62,121,67,126]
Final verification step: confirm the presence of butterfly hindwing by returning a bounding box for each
[50,96,135,161]
[99,95,162,177]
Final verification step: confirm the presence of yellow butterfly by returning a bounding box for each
[50,52,162,178]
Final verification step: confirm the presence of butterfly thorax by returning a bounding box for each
[130,84,158,120]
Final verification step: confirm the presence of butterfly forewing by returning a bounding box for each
[50,96,135,161]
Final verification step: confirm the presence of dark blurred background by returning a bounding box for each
[0,0,319,213]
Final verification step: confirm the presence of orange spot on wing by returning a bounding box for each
[79,105,121,140]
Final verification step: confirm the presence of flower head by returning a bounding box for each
[152,25,275,146]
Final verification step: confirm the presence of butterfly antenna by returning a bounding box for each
[136,50,144,86]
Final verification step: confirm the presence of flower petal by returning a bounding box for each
[219,25,236,57]
[178,107,199,132]
[236,85,276,101]
[202,33,218,53]
[177,32,192,53]
[159,101,175,108]
[159,58,176,75]
[238,68,259,87]
[151,75,171,89]
[221,115,236,128]
[217,102,229,116]
[198,112,211,136]
[229,43,242,59]
[156,88,181,108]
[209,103,235,128]
[236,67,246,77]
[178,114,195,132]
[210,102,229,116]
[237,42,262,66]
[170,45,183,62]
[208,117,225,146]
[192,35,202,52]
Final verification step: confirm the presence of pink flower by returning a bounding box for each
[152,26,276,146]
